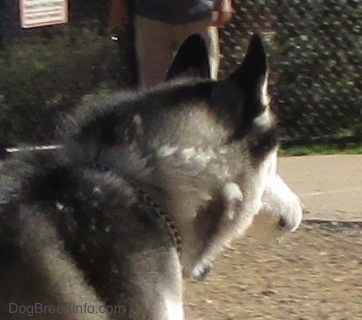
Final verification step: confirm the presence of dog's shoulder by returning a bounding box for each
[0,149,174,239]
[0,150,176,285]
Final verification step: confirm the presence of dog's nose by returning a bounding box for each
[278,213,301,233]
[278,217,286,228]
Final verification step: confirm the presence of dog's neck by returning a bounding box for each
[74,143,240,275]
[82,160,183,254]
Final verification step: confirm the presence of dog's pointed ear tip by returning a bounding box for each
[177,34,207,55]
[166,33,210,81]
[250,32,264,44]
[248,33,266,55]
[185,33,206,46]
[242,33,268,71]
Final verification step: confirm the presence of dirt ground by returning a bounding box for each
[184,221,362,320]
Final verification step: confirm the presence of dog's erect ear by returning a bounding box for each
[227,33,269,119]
[166,34,210,80]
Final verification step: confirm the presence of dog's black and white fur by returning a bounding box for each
[0,34,303,319]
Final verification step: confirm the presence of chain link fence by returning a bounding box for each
[219,0,361,144]
[0,0,360,146]
[0,0,123,145]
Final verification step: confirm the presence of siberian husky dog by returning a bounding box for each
[0,34,303,319]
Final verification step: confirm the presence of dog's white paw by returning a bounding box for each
[191,261,212,281]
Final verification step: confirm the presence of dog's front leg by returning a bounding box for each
[192,182,245,280]
[222,182,244,220]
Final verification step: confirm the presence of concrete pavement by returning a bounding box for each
[278,154,362,222]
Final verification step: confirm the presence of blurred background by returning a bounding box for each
[0,0,360,148]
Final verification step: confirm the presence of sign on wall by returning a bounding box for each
[20,0,68,29]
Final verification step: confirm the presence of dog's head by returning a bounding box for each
[166,33,303,242]
[67,34,303,278]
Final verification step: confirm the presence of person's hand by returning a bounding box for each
[211,0,234,27]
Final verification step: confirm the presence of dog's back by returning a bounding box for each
[0,152,182,319]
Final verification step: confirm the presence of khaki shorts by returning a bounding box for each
[134,15,220,88]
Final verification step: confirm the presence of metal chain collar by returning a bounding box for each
[130,183,182,254]
[82,160,182,254]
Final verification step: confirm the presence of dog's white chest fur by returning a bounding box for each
[164,295,184,320]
